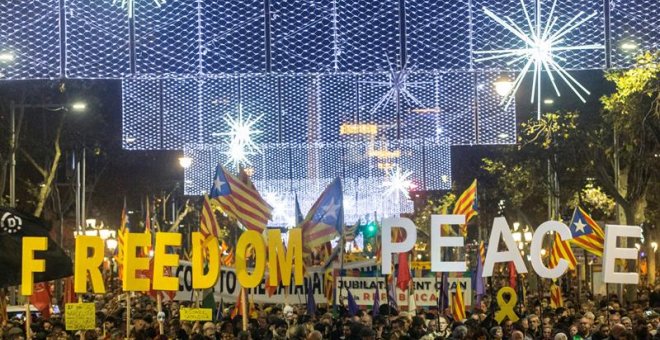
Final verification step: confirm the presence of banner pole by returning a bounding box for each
[157,293,164,335]
[25,302,31,339]
[241,287,248,331]
[126,293,131,339]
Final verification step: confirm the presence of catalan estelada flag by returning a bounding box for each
[550,231,577,270]
[210,165,272,233]
[568,206,604,257]
[452,179,478,237]
[301,178,344,250]
[200,195,221,238]
[451,282,466,321]
[550,283,564,308]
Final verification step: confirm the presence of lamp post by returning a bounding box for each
[105,235,118,292]
[9,101,86,207]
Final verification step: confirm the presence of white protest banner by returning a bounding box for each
[335,276,471,307]
[172,261,327,304]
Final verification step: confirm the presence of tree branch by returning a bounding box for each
[167,200,194,232]
[19,148,47,177]
[34,117,63,217]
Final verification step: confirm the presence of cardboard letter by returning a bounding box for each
[483,217,528,277]
[430,215,467,272]
[236,230,266,288]
[123,232,151,291]
[74,236,106,293]
[603,224,642,284]
[268,228,303,286]
[530,221,572,279]
[21,237,48,296]
[192,232,220,289]
[152,232,182,291]
[381,218,417,275]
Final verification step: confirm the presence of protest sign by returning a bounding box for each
[180,308,213,321]
[335,276,471,307]
[65,303,95,330]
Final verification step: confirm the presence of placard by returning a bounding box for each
[65,303,96,330]
[180,307,213,321]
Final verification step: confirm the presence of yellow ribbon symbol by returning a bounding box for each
[495,287,519,323]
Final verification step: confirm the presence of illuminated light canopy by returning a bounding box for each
[112,0,165,18]
[474,0,605,118]
[382,166,414,199]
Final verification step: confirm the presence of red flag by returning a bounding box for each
[29,282,52,319]
[396,252,411,291]
[508,262,517,290]
[63,277,76,305]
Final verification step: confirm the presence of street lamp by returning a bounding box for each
[493,76,514,96]
[178,156,193,169]
[106,236,118,252]
[9,101,87,207]
[0,51,14,62]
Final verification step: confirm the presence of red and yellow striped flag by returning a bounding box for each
[116,198,128,279]
[200,195,221,238]
[550,283,564,308]
[479,241,486,266]
[451,282,466,321]
[452,180,478,237]
[569,207,605,257]
[210,166,272,233]
[549,232,577,270]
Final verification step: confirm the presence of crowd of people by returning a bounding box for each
[2,285,660,340]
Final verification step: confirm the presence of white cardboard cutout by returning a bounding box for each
[381,217,417,275]
[530,221,572,279]
[603,224,642,284]
[483,217,528,277]
[430,214,467,272]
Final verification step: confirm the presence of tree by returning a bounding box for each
[596,51,660,226]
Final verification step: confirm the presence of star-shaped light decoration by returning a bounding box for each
[219,105,264,170]
[264,192,291,226]
[112,0,165,18]
[473,0,604,118]
[382,166,414,199]
[360,58,433,115]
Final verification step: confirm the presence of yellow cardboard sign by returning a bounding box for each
[65,303,96,330]
[179,307,213,321]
